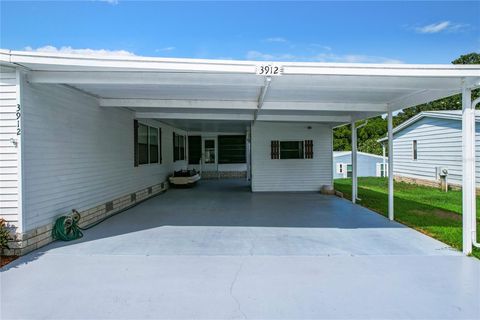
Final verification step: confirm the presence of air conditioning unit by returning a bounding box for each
[438,167,449,177]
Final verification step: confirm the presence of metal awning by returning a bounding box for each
[1,49,479,131]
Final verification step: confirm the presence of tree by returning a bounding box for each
[333,52,480,155]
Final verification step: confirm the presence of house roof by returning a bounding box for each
[333,151,387,160]
[1,49,479,131]
[377,110,480,143]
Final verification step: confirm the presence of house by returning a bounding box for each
[0,49,479,255]
[333,151,387,179]
[378,110,480,190]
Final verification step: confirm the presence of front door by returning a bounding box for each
[203,138,216,165]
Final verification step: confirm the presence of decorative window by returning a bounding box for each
[173,133,186,162]
[218,135,246,164]
[413,140,418,160]
[134,120,161,166]
[271,140,313,159]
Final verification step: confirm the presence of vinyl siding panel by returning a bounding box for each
[22,81,186,231]
[251,122,332,192]
[0,67,20,229]
[392,116,480,187]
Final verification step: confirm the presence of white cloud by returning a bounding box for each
[24,45,136,57]
[155,46,176,52]
[246,51,296,61]
[415,21,468,34]
[265,37,288,43]
[96,0,119,5]
[246,50,402,64]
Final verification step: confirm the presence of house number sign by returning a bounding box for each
[16,103,21,135]
[256,64,283,76]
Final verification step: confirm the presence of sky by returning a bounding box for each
[0,1,479,64]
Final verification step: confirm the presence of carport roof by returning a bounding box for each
[1,49,479,129]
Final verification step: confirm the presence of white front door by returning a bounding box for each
[202,138,217,172]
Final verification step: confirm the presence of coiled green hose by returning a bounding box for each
[52,210,83,241]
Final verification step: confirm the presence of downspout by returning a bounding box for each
[471,97,480,248]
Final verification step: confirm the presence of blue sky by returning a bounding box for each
[1,1,479,63]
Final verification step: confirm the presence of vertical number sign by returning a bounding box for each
[16,104,21,135]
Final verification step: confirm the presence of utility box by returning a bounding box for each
[436,166,449,192]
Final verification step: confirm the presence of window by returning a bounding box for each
[271,140,313,159]
[218,135,246,164]
[336,163,345,174]
[135,121,161,166]
[173,133,186,161]
[138,124,149,165]
[188,136,202,164]
[413,140,418,160]
[377,163,388,177]
[347,164,353,178]
[280,141,304,159]
[149,127,159,164]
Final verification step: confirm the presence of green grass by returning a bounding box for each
[334,177,480,259]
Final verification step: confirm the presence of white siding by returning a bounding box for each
[0,67,21,230]
[22,81,186,231]
[392,116,480,187]
[251,122,332,192]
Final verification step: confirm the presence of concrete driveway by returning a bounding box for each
[1,179,479,319]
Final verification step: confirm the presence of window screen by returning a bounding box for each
[138,124,149,165]
[280,141,304,159]
[136,123,161,166]
[149,127,159,164]
[218,135,246,164]
[188,136,202,164]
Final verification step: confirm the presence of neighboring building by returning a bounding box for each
[378,110,480,189]
[333,151,388,179]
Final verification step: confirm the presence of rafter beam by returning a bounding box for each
[100,98,388,112]
[28,71,264,86]
[135,111,351,123]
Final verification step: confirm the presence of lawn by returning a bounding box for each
[334,177,480,259]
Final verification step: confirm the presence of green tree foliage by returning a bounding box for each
[333,52,480,155]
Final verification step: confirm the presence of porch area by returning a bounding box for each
[2,179,478,319]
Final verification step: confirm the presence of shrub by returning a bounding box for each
[0,219,12,253]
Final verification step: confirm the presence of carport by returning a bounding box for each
[1,51,480,318]
[3,50,479,254]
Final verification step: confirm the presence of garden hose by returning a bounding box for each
[51,189,167,242]
[52,209,83,241]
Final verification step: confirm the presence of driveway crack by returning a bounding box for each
[230,260,247,319]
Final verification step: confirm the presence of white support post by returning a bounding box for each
[351,121,357,203]
[388,110,394,220]
[462,85,474,255]
[382,143,387,177]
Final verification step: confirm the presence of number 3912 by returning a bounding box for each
[256,65,282,76]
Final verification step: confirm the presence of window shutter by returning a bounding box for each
[159,128,162,163]
[134,120,139,167]
[173,132,176,161]
[271,140,280,159]
[305,140,313,159]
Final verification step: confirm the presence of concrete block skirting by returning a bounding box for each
[3,181,169,256]
[201,171,247,179]
[393,175,480,192]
